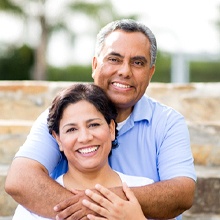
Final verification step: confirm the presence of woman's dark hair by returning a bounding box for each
[47,83,118,149]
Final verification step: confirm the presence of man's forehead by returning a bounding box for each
[101,31,150,58]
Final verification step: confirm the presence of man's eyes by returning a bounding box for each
[107,57,145,66]
[108,57,120,63]
[133,60,145,66]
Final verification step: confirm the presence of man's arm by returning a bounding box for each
[5,157,77,218]
[78,177,195,219]
[131,177,195,219]
[47,176,195,219]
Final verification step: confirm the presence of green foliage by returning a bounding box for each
[151,51,171,82]
[190,61,220,82]
[0,0,23,14]
[1,46,220,83]
[47,65,93,82]
[0,44,34,80]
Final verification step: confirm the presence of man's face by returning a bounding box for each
[92,30,155,114]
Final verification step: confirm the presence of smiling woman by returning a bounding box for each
[12,83,154,220]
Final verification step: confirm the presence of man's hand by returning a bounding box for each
[54,189,99,220]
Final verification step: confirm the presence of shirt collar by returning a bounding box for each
[131,95,153,123]
[118,95,153,135]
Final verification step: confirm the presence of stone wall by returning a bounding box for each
[0,81,220,218]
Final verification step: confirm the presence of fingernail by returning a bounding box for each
[85,189,91,195]
[95,184,101,189]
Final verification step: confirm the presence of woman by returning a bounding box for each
[13,83,153,219]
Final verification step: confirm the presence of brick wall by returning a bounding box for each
[1,81,220,218]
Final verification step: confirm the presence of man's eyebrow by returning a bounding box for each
[108,51,124,58]
[107,52,148,63]
[131,56,148,63]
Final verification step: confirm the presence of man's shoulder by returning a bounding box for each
[133,95,183,123]
[143,95,183,116]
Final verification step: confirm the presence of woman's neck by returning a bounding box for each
[63,164,121,190]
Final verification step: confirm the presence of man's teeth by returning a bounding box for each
[78,146,99,154]
[113,83,131,88]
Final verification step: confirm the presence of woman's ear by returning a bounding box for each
[52,131,63,151]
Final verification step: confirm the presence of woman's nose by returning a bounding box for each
[77,128,93,143]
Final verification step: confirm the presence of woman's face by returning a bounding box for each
[53,100,115,173]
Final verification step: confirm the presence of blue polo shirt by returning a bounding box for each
[109,95,196,182]
[16,93,196,181]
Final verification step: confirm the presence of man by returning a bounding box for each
[5,19,196,220]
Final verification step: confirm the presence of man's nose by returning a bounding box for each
[118,62,132,78]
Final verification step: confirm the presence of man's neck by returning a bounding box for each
[116,107,133,123]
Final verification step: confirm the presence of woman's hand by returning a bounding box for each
[82,182,146,220]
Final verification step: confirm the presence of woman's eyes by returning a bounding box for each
[89,123,100,128]
[66,123,100,133]
[66,128,76,133]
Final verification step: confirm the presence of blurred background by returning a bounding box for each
[0,0,220,83]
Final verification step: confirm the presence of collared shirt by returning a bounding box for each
[15,95,196,220]
[16,94,196,181]
[109,95,196,182]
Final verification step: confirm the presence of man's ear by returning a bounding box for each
[52,131,63,151]
[149,65,155,81]
[92,56,97,79]
[109,120,116,142]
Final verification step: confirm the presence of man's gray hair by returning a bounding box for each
[95,19,157,67]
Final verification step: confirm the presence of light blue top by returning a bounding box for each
[15,95,196,220]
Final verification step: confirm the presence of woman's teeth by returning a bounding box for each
[78,146,99,154]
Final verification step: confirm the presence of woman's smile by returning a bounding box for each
[77,146,100,155]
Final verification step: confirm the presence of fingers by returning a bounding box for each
[54,190,96,220]
[82,198,108,217]
[87,214,107,220]
[82,185,123,218]
[93,184,121,203]
[70,188,80,195]
[55,205,80,220]
[122,182,137,202]
[54,196,78,212]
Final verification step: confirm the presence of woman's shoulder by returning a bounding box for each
[115,171,154,187]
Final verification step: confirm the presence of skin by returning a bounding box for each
[53,100,146,220]
[5,30,195,219]
[92,30,155,122]
[82,183,146,220]
[79,30,195,219]
[53,100,120,190]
